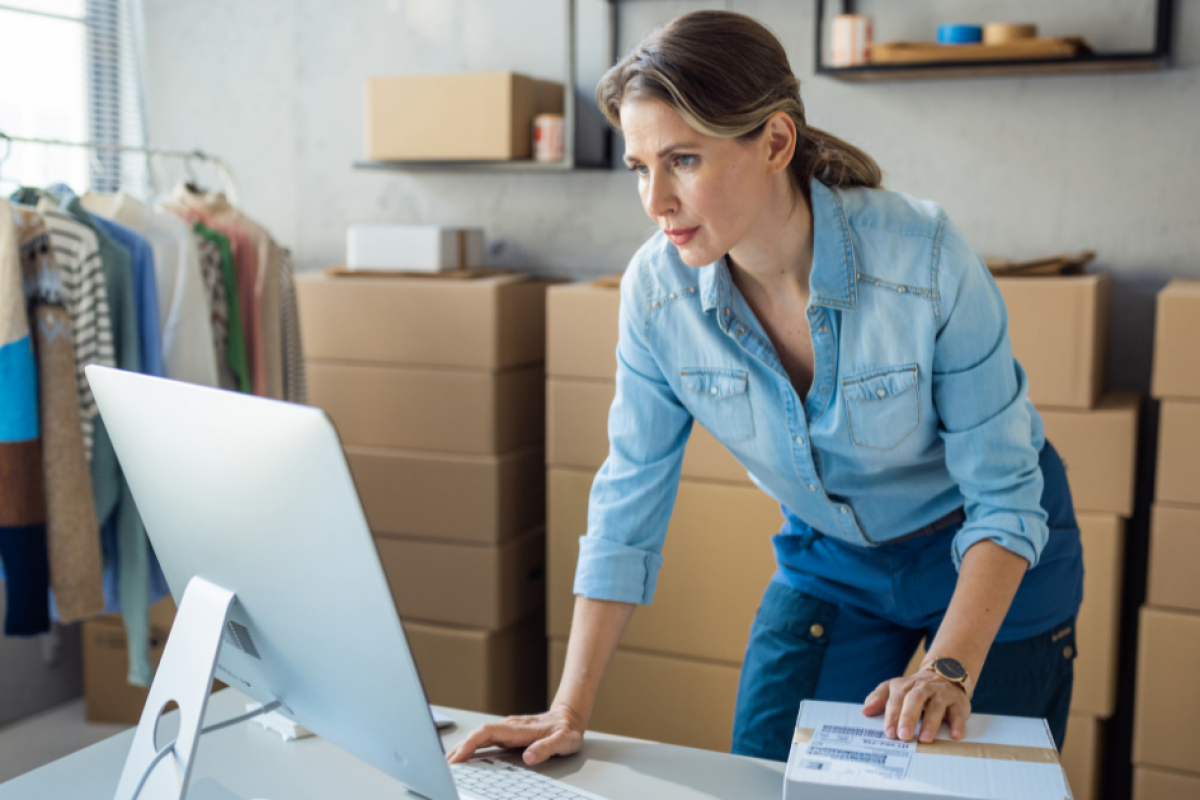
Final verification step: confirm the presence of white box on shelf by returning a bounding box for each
[346,224,484,272]
[785,701,1069,800]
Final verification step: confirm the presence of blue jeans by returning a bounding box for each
[731,442,1083,761]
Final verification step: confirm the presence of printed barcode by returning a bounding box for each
[808,747,888,766]
[821,726,886,739]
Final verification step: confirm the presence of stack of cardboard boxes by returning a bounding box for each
[994,273,1137,800]
[544,281,780,752]
[81,598,180,724]
[1132,280,1200,798]
[297,271,550,715]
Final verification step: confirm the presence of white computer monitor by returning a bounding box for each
[86,365,460,800]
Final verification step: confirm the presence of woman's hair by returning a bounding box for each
[595,10,881,194]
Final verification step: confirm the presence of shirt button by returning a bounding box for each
[795,435,804,445]
[817,325,827,334]
[876,388,887,398]
[723,307,731,316]
[736,326,745,336]
[1063,645,1074,659]
[898,286,907,294]
[808,484,817,492]
[710,386,719,395]
[840,506,850,514]
[818,387,827,393]
[809,624,825,638]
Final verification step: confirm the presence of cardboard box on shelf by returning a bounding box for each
[1134,765,1200,800]
[785,701,1070,800]
[308,361,543,455]
[1039,393,1140,517]
[365,72,563,161]
[345,225,484,273]
[1151,279,1200,400]
[547,467,780,664]
[995,272,1111,409]
[375,528,545,631]
[1147,503,1200,613]
[348,445,544,546]
[82,599,183,725]
[1073,513,1124,718]
[406,616,545,716]
[1133,606,1200,774]
[1061,713,1104,800]
[546,283,620,380]
[547,637,740,752]
[295,272,547,370]
[546,378,750,484]
[1155,399,1200,506]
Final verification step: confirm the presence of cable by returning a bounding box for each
[128,699,283,800]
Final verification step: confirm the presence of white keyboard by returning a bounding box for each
[451,757,610,800]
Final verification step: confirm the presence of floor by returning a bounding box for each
[0,698,129,784]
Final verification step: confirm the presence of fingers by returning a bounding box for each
[919,694,948,743]
[897,682,935,742]
[883,679,910,738]
[946,699,970,740]
[522,728,583,766]
[446,721,538,763]
[862,681,890,717]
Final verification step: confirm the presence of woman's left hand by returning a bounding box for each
[862,670,971,743]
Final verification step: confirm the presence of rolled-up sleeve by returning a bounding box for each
[573,264,692,605]
[932,220,1047,570]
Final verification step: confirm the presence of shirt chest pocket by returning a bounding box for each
[680,368,755,444]
[841,364,920,450]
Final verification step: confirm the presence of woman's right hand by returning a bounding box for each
[445,704,587,766]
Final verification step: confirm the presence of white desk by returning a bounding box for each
[0,689,785,799]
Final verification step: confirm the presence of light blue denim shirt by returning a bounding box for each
[575,179,1047,606]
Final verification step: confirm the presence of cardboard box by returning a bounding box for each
[1061,713,1104,800]
[1074,513,1125,718]
[546,378,750,484]
[82,599,181,725]
[346,225,484,273]
[1151,279,1200,400]
[1155,399,1200,506]
[1147,503,1200,613]
[1040,393,1140,517]
[1133,606,1200,774]
[995,273,1111,409]
[1134,765,1200,800]
[547,637,740,752]
[365,72,562,161]
[406,616,545,716]
[296,272,547,370]
[546,283,620,380]
[785,700,1069,800]
[376,528,544,631]
[347,445,543,546]
[308,361,543,455]
[547,467,779,663]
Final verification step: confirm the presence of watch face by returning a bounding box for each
[935,658,967,681]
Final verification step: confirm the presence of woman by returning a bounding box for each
[450,11,1082,765]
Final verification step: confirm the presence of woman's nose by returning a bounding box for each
[644,174,677,220]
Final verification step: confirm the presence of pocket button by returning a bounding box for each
[876,388,887,398]
[1063,646,1074,659]
[810,624,825,638]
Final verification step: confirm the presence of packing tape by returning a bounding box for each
[792,727,1060,765]
[983,23,1038,45]
[937,24,983,44]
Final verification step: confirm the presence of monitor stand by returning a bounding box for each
[113,575,236,800]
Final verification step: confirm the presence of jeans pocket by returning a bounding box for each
[842,364,920,450]
[732,583,839,761]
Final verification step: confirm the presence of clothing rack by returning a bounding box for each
[0,131,241,207]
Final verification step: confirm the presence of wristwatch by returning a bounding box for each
[925,658,971,695]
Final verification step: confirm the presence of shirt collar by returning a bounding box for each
[699,179,858,316]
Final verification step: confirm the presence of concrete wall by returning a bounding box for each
[142,0,1200,391]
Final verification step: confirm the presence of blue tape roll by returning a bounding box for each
[937,24,983,44]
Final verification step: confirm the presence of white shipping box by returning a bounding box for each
[347,224,484,272]
[785,701,1069,800]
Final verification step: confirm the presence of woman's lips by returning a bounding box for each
[665,227,699,246]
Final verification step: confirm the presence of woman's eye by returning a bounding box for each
[627,164,649,176]
[675,154,696,167]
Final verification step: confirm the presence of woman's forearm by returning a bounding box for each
[922,540,1029,690]
[551,596,637,727]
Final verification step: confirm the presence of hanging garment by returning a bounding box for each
[80,192,217,387]
[14,207,105,624]
[0,199,51,636]
[194,234,234,390]
[277,246,306,404]
[85,214,164,378]
[163,185,281,398]
[194,222,250,393]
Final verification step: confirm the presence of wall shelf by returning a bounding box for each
[815,0,1174,82]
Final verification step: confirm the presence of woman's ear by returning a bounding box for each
[762,111,797,175]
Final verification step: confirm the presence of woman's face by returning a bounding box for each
[621,98,776,268]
